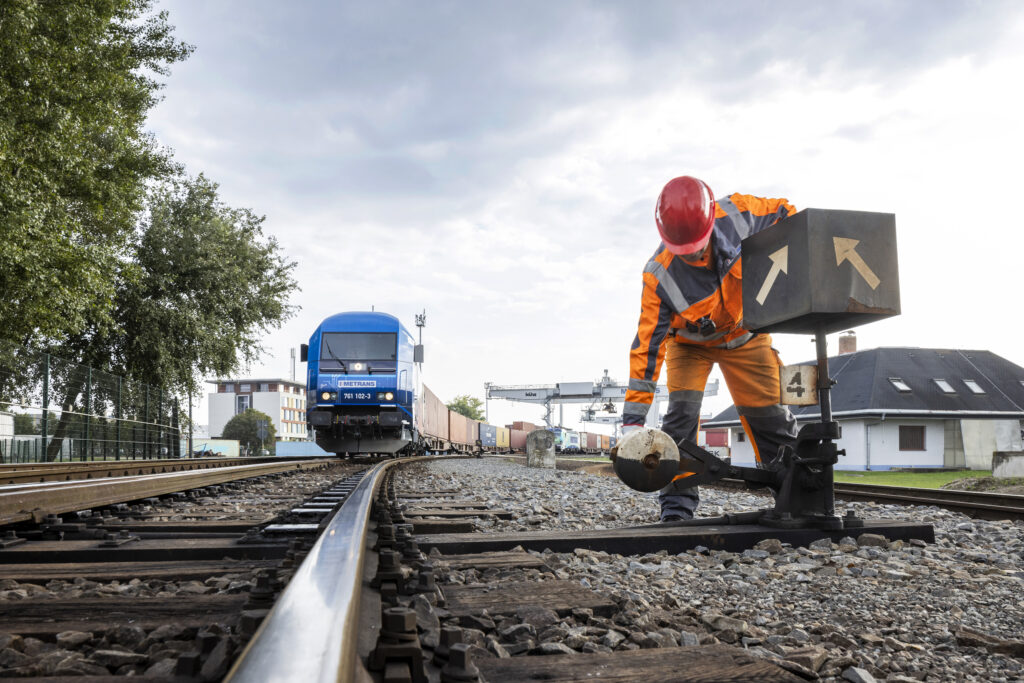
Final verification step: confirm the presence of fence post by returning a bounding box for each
[84,366,92,461]
[172,399,180,458]
[144,385,151,459]
[41,353,50,463]
[116,376,122,461]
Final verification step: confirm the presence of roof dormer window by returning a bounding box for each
[888,377,912,392]
[963,379,985,394]
[933,379,956,394]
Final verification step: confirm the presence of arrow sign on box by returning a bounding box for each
[755,246,788,304]
[833,236,880,289]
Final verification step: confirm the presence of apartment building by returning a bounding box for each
[208,378,308,442]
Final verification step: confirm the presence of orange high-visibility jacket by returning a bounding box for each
[623,193,797,424]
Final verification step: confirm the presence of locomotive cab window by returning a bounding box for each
[320,333,397,361]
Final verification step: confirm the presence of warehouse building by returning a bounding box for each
[704,344,1024,470]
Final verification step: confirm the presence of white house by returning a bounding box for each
[703,346,1024,471]
[208,378,308,442]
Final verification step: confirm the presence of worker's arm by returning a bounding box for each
[729,194,797,235]
[623,272,673,426]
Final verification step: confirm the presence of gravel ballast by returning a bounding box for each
[400,458,1024,683]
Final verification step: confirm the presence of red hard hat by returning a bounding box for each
[655,176,716,255]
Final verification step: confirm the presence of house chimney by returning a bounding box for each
[838,331,857,355]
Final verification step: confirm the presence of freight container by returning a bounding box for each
[467,419,480,447]
[449,411,470,447]
[600,435,610,452]
[480,423,497,447]
[511,421,538,432]
[510,429,528,451]
[609,436,616,449]
[496,427,510,449]
[420,386,449,442]
[586,432,598,450]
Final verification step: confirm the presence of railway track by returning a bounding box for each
[2,456,1019,680]
[225,456,945,682]
[0,459,365,679]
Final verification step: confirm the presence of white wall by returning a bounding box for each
[864,420,944,469]
[253,392,282,438]
[730,418,945,471]
[208,393,235,437]
[961,419,1023,470]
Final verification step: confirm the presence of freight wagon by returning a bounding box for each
[304,311,611,457]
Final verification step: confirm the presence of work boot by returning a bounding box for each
[661,512,693,523]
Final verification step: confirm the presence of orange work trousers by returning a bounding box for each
[658,333,796,518]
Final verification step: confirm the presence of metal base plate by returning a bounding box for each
[417,519,935,555]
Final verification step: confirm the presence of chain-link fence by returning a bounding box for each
[0,344,181,463]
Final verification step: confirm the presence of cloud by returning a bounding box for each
[150,0,1024,430]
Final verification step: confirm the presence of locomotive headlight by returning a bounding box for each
[321,391,331,401]
[385,392,394,401]
[352,362,365,372]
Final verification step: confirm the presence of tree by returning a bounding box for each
[222,409,276,456]
[13,411,57,435]
[447,395,485,421]
[41,174,298,460]
[0,0,193,351]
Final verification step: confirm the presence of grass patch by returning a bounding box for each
[833,469,991,489]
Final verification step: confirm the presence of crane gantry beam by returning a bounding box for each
[485,370,719,429]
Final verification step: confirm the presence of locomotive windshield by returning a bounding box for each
[320,332,397,361]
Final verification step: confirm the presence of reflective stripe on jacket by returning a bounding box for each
[623,193,796,424]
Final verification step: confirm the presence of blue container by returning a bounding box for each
[480,423,497,447]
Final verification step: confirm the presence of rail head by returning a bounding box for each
[225,458,393,683]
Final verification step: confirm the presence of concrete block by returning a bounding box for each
[992,451,1024,478]
[525,430,555,469]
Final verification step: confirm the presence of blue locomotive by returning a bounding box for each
[301,312,422,455]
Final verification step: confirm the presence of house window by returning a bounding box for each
[240,383,251,392]
[224,383,234,393]
[933,379,956,394]
[236,395,251,414]
[963,380,985,394]
[888,377,912,392]
[258,383,269,392]
[899,425,925,451]
[736,429,746,442]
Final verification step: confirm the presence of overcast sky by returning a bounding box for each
[148,1,1024,433]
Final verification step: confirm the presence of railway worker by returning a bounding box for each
[622,175,798,522]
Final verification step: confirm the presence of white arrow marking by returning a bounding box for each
[755,246,789,305]
[833,237,880,289]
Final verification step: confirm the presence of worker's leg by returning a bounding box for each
[716,335,796,466]
[658,341,714,520]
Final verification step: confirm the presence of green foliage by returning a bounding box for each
[115,174,298,394]
[12,410,57,435]
[221,408,276,455]
[447,394,485,421]
[0,0,193,348]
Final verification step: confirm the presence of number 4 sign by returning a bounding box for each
[779,365,818,406]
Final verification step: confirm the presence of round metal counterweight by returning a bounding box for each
[612,428,681,492]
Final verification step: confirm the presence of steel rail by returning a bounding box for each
[831,483,1024,521]
[0,457,299,485]
[0,460,333,526]
[225,457,398,683]
[717,478,1024,521]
